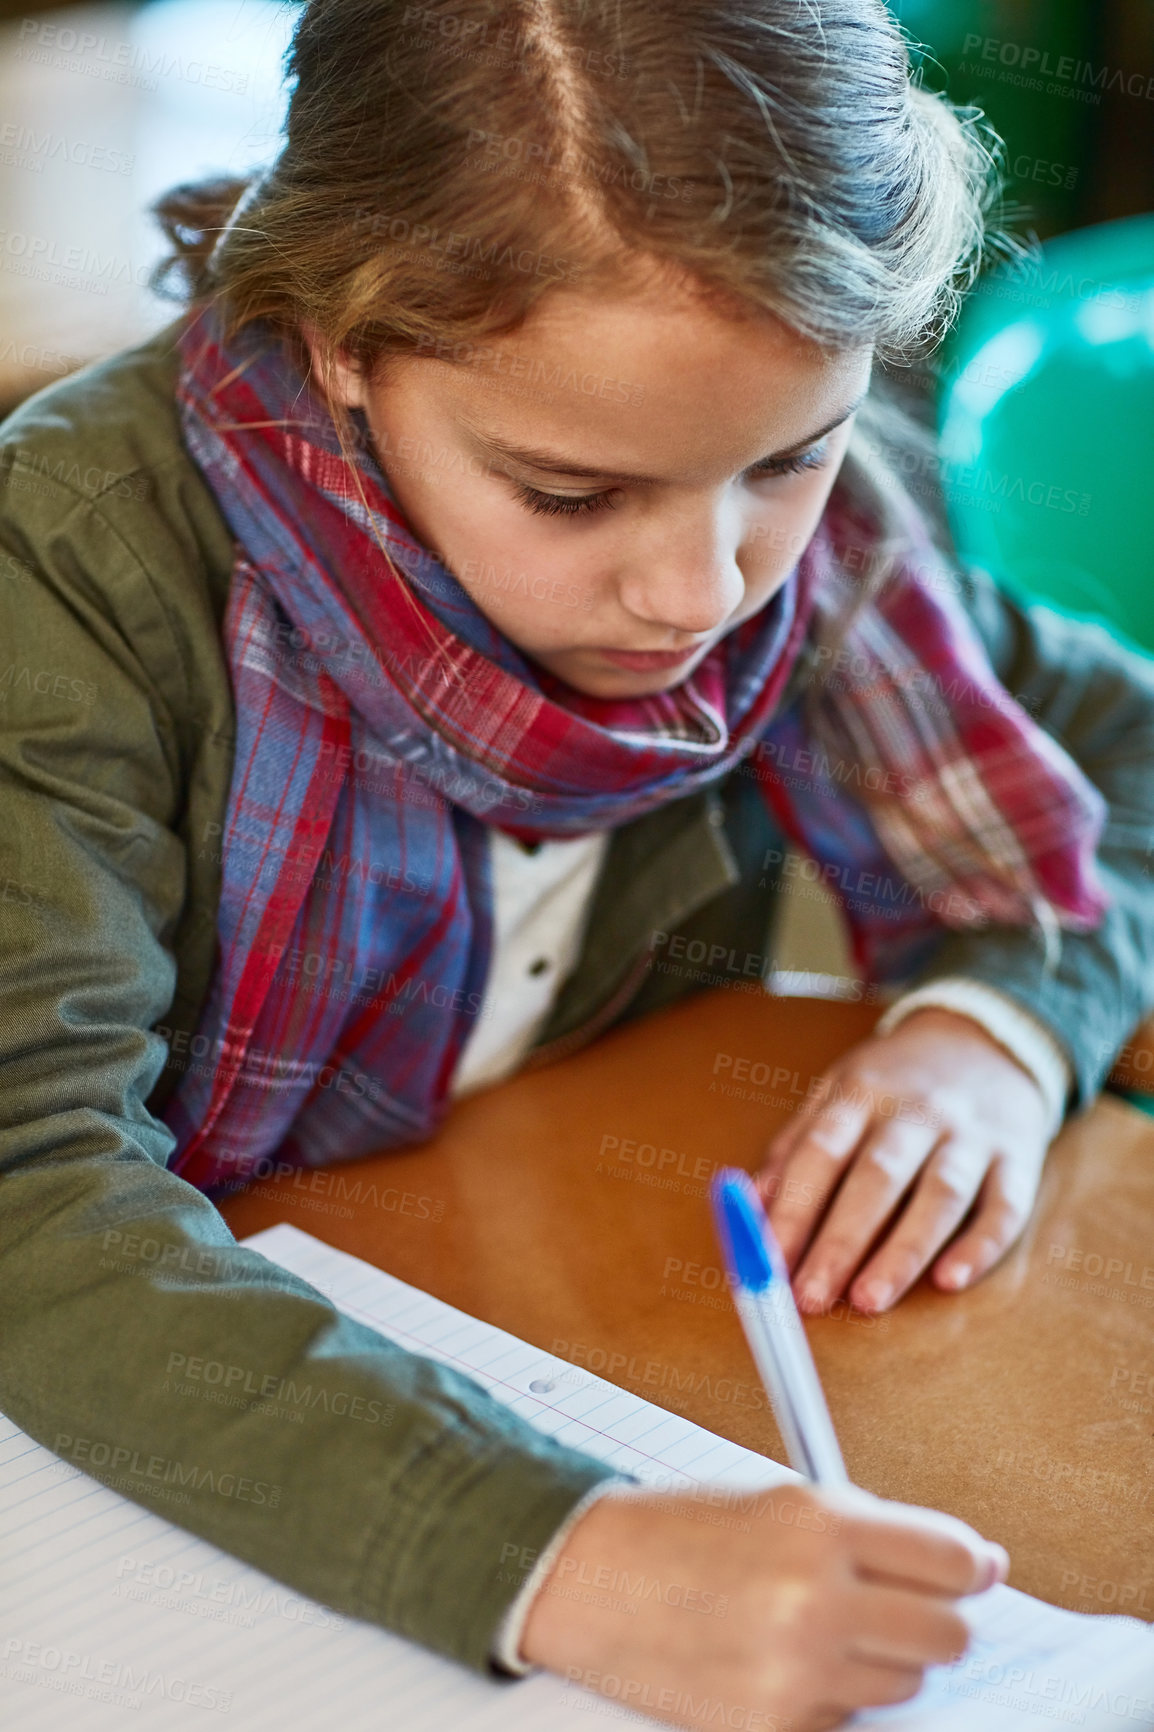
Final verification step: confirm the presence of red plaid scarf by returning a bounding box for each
[162,310,1106,1191]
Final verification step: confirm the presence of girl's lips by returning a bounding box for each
[593,644,707,672]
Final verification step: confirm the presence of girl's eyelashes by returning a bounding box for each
[511,481,619,518]
[508,442,829,518]
[747,443,830,480]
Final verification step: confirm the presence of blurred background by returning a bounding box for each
[0,0,298,412]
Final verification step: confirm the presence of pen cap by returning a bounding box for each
[710,1169,790,1293]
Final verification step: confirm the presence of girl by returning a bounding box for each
[2,0,1152,1726]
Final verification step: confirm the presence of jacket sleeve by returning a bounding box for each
[913,565,1154,1108]
[0,499,616,1673]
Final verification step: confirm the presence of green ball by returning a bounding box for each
[939,215,1154,652]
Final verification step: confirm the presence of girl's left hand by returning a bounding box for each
[752,1008,1053,1315]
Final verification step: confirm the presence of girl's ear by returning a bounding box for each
[300,319,366,409]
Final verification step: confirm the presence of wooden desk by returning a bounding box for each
[220,989,1154,1624]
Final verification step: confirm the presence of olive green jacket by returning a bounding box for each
[1,325,1153,1673]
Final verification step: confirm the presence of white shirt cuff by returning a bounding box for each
[874,977,1073,1137]
[489,1480,635,1676]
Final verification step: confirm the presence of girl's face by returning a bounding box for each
[312,279,871,698]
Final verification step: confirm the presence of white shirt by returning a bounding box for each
[450,829,609,1096]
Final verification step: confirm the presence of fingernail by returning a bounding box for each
[941,1263,971,1290]
[855,1280,893,1312]
[798,1280,827,1313]
[982,1544,1010,1588]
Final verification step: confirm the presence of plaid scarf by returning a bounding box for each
[164,309,1106,1192]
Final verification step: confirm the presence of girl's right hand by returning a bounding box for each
[520,1481,1008,1732]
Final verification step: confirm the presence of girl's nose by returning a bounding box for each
[616,504,746,636]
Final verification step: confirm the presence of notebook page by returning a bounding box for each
[246,1226,1154,1732]
[0,1222,1146,1731]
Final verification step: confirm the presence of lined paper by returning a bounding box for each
[0,1221,1149,1730]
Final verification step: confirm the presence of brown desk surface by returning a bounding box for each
[220,990,1154,1624]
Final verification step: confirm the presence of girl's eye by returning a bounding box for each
[510,442,828,519]
[747,444,829,481]
[512,481,619,518]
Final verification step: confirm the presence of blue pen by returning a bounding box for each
[710,1168,848,1485]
